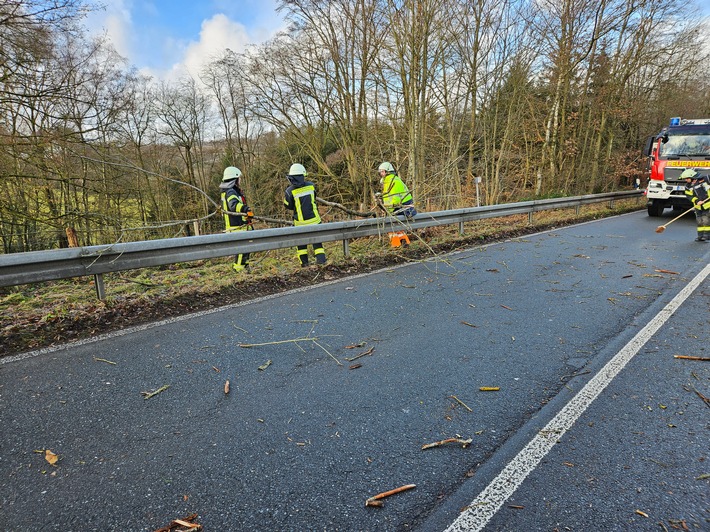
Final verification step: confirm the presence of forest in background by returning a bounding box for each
[2,0,710,253]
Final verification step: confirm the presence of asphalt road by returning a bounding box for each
[1,210,708,532]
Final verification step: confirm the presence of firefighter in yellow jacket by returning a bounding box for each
[682,168,710,242]
[378,162,417,217]
[284,163,326,266]
[220,166,253,272]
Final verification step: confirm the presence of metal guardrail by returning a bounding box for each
[0,191,642,297]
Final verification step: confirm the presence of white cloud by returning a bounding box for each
[85,0,134,61]
[101,11,132,60]
[171,14,252,81]
[86,3,285,83]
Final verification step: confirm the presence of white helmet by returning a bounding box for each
[680,168,698,180]
[222,166,242,182]
[289,163,307,176]
[378,162,395,173]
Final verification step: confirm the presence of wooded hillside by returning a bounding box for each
[2,0,709,252]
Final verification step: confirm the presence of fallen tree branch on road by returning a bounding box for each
[684,384,710,408]
[154,513,201,532]
[449,395,473,412]
[365,483,416,507]
[421,437,473,450]
[141,384,170,400]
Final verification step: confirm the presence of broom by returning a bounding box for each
[655,206,696,233]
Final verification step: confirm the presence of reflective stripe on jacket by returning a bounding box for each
[221,187,249,231]
[285,180,321,225]
[685,178,710,211]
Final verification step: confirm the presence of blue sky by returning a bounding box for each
[87,0,287,81]
[88,0,710,82]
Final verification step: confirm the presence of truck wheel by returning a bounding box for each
[647,201,664,217]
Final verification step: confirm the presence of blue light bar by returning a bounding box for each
[669,117,681,126]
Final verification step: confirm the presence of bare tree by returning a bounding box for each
[277,0,389,205]
[113,73,163,227]
[375,0,450,202]
[153,77,214,218]
[202,50,267,205]
[439,0,535,206]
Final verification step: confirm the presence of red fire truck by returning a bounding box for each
[643,117,710,216]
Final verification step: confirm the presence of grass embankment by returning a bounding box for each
[0,199,644,357]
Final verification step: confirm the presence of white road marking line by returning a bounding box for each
[445,262,710,532]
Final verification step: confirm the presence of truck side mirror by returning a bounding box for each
[643,136,654,156]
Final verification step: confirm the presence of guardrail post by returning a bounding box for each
[575,205,581,215]
[608,200,614,209]
[528,212,534,224]
[343,239,350,258]
[94,274,105,300]
[458,221,464,235]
